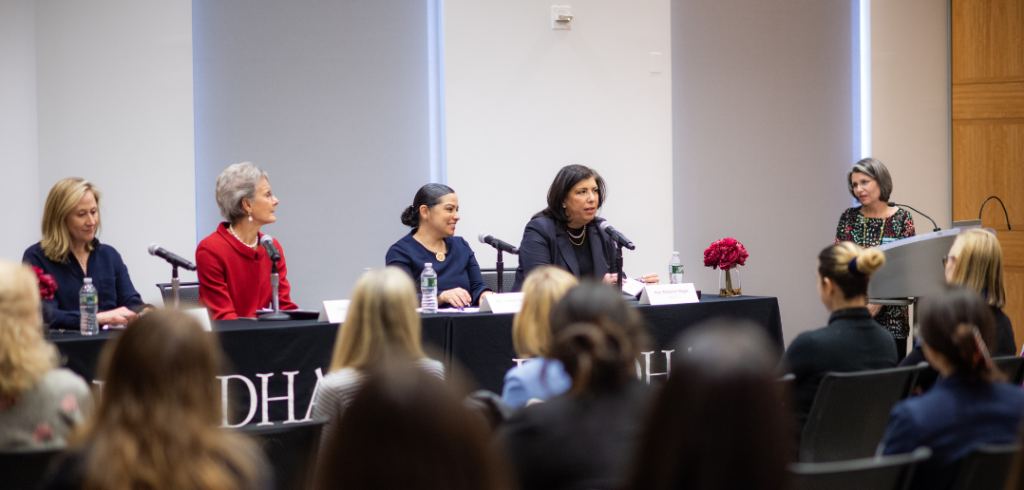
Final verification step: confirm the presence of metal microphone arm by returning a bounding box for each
[889,202,940,233]
[979,196,1012,231]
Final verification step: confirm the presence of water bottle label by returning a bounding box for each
[670,265,683,274]
[423,277,436,288]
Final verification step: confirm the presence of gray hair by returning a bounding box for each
[215,162,269,221]
[847,157,893,203]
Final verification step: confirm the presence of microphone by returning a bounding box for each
[598,221,636,250]
[148,243,197,271]
[888,202,940,232]
[979,196,1012,231]
[260,235,281,262]
[478,233,519,255]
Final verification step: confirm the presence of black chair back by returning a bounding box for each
[480,269,516,293]
[994,356,1024,385]
[948,443,1020,490]
[800,364,925,462]
[0,448,62,490]
[790,447,931,490]
[240,418,328,490]
[155,282,201,309]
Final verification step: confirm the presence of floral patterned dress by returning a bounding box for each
[835,207,916,339]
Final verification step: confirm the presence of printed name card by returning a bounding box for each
[620,277,646,297]
[639,283,700,306]
[184,307,213,331]
[318,300,351,323]
[479,292,525,314]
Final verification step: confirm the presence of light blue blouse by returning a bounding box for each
[501,357,572,409]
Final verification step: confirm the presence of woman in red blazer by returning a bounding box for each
[196,162,298,319]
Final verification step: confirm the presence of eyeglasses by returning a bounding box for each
[943,255,956,267]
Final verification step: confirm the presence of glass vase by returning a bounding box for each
[718,266,742,297]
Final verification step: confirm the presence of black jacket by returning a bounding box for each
[512,216,618,291]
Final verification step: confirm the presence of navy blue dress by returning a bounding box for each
[385,233,490,306]
[23,241,144,330]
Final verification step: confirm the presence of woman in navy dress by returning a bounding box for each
[23,178,145,330]
[386,184,491,308]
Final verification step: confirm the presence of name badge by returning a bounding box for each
[318,300,351,323]
[621,277,646,297]
[184,307,213,331]
[479,292,525,314]
[639,283,700,306]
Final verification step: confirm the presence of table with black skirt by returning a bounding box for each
[48,295,782,424]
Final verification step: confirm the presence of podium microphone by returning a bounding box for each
[260,235,281,262]
[979,196,1012,231]
[148,243,197,271]
[599,221,636,250]
[478,233,519,255]
[888,202,940,233]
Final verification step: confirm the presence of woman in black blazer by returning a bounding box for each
[511,165,658,291]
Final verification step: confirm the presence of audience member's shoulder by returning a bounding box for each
[417,357,445,379]
[322,367,363,388]
[40,368,90,396]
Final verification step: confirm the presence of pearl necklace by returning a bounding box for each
[228,224,259,249]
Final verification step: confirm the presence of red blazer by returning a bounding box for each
[196,223,298,320]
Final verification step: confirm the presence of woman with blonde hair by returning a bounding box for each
[782,241,898,431]
[945,228,1015,355]
[312,267,444,446]
[23,177,145,330]
[40,310,268,490]
[0,261,92,450]
[501,266,578,408]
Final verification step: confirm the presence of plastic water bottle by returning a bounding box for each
[79,277,99,335]
[421,263,438,314]
[669,252,684,284]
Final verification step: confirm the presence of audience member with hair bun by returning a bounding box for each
[626,320,791,490]
[386,183,491,308]
[314,363,514,490]
[500,282,651,490]
[40,310,269,490]
[835,157,915,355]
[0,261,92,451]
[312,267,444,453]
[23,177,146,329]
[880,286,1024,490]
[501,266,578,408]
[781,241,898,431]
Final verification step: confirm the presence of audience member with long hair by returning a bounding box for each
[880,287,1024,490]
[626,321,792,490]
[0,261,92,451]
[502,266,579,408]
[312,267,444,448]
[314,362,513,490]
[500,282,651,490]
[41,310,267,490]
[781,241,897,431]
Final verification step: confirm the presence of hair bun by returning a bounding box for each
[400,205,419,228]
[854,248,886,276]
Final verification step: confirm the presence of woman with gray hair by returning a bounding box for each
[196,162,298,319]
[834,157,915,358]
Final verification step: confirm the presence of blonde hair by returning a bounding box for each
[0,261,58,399]
[948,229,1005,308]
[40,177,102,263]
[330,267,426,371]
[512,266,578,358]
[817,241,886,298]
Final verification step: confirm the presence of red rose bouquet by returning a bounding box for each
[704,238,747,296]
[33,266,57,301]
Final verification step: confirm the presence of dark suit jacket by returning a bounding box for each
[512,216,617,291]
[881,373,1024,490]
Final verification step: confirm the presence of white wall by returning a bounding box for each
[0,0,40,264]
[444,0,674,279]
[32,0,195,305]
[871,0,951,228]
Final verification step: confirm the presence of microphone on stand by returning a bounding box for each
[598,221,636,250]
[979,196,1012,231]
[478,233,519,255]
[148,243,197,271]
[257,234,289,321]
[888,202,940,233]
[260,235,281,262]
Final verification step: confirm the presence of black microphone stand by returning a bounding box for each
[979,196,1012,231]
[259,259,291,321]
[171,265,180,308]
[495,249,504,294]
[615,243,624,291]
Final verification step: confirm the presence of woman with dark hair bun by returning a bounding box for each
[500,282,651,490]
[880,286,1024,490]
[511,164,658,291]
[386,184,491,308]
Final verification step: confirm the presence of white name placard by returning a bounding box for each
[639,283,699,306]
[621,277,646,297]
[318,300,351,323]
[479,292,525,314]
[184,307,213,331]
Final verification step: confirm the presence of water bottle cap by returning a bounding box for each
[425,262,432,267]
[83,277,92,283]
[673,251,679,255]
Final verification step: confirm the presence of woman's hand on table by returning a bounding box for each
[638,273,660,285]
[438,288,473,308]
[602,273,619,285]
[97,306,138,326]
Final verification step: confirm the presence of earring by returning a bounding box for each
[248,211,253,222]
[562,204,567,208]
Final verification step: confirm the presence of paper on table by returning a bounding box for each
[417,307,481,314]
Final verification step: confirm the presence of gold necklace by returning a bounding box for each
[568,226,586,246]
[861,212,888,247]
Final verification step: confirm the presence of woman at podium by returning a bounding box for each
[511,165,658,291]
[23,177,146,330]
[196,162,297,320]
[834,158,915,357]
[386,184,491,308]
